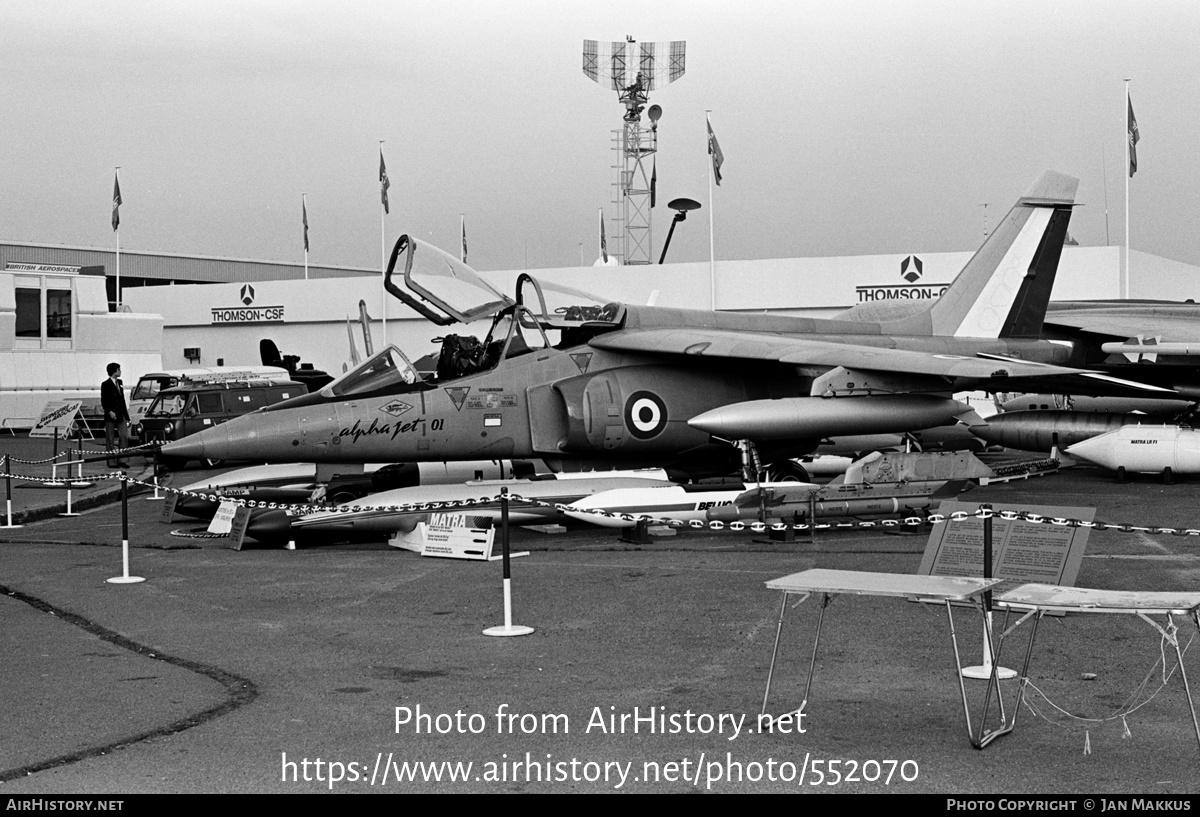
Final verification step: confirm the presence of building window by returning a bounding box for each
[47,289,72,338]
[11,278,74,348]
[14,288,41,338]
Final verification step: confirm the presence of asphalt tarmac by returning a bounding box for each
[2,450,1199,794]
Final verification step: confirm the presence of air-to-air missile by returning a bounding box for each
[560,480,815,528]
[996,393,1193,415]
[967,410,1150,453]
[280,468,673,542]
[1064,424,1200,481]
[170,460,518,522]
[563,451,990,528]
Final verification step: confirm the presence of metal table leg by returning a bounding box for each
[761,590,828,723]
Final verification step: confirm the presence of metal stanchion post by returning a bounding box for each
[71,435,89,487]
[107,473,145,584]
[483,487,533,637]
[2,454,21,529]
[962,504,1014,680]
[60,474,80,517]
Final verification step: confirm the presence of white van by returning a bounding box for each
[128,366,292,426]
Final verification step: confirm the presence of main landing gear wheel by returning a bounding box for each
[764,461,810,483]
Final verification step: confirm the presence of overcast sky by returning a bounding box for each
[4,0,1198,275]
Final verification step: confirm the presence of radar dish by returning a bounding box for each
[583,39,686,92]
[668,197,701,212]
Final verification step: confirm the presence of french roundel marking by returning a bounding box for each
[625,391,668,439]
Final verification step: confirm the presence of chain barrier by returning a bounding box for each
[6,450,75,466]
[78,442,159,456]
[3,470,1200,538]
[3,442,156,465]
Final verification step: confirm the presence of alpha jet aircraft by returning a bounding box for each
[161,171,1166,477]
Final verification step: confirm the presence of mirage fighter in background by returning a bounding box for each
[160,171,1167,479]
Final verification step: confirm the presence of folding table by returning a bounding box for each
[983,583,1200,753]
[762,568,1006,747]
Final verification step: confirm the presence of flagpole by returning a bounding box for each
[1101,141,1110,246]
[381,197,387,348]
[1124,78,1130,300]
[114,167,121,310]
[380,141,388,348]
[706,111,715,311]
[303,193,309,281]
[460,213,466,264]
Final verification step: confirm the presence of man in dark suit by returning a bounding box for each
[102,362,131,468]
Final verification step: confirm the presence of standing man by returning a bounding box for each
[102,362,131,468]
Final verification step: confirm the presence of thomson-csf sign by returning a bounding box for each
[855,256,951,302]
[210,284,286,323]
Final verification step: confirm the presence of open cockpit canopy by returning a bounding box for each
[385,235,512,326]
[384,235,625,333]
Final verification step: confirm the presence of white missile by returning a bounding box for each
[561,481,812,529]
[565,450,988,528]
[173,460,513,519]
[687,395,973,440]
[1100,340,1200,360]
[290,469,673,535]
[997,393,1192,415]
[1064,425,1200,476]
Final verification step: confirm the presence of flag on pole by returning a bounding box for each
[599,209,608,263]
[460,215,468,263]
[1127,95,1140,177]
[303,198,309,252]
[379,149,390,213]
[707,117,724,186]
[111,173,122,231]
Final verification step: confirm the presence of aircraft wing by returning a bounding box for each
[1045,301,1200,345]
[589,327,1175,394]
[590,328,1081,380]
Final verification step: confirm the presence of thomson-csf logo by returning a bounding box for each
[855,255,950,303]
[900,255,923,283]
[212,284,285,323]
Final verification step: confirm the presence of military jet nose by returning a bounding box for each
[160,430,216,462]
[159,411,306,465]
[160,434,210,458]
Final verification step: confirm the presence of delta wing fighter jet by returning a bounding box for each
[161,171,1166,478]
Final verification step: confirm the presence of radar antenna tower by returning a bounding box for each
[583,37,685,264]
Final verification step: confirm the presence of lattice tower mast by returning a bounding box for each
[583,38,685,265]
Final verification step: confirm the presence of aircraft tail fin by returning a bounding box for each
[927,171,1078,339]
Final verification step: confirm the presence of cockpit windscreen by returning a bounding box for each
[325,345,422,398]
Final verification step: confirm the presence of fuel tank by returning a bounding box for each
[969,410,1147,453]
[687,395,969,440]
